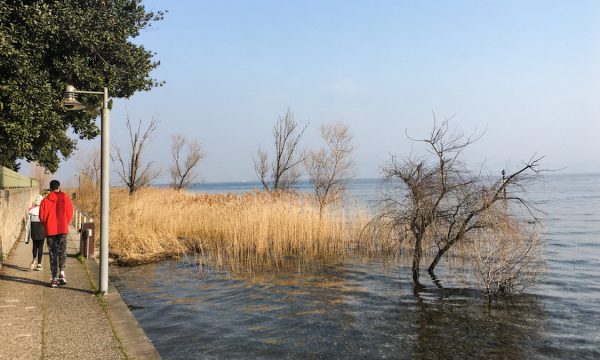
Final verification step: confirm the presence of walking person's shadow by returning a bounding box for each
[0,273,95,294]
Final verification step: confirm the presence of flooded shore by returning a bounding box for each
[112,174,600,359]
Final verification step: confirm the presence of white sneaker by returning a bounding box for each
[58,274,67,286]
[30,260,36,270]
[36,264,42,271]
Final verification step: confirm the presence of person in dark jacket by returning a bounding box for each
[25,195,46,271]
[40,180,74,288]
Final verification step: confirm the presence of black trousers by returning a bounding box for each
[31,239,44,263]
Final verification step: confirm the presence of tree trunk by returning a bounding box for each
[412,235,423,283]
[428,242,452,275]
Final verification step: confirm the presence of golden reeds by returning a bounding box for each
[78,188,376,269]
[72,186,542,294]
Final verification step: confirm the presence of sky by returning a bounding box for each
[55,0,600,184]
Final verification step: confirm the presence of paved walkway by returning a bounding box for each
[0,227,161,360]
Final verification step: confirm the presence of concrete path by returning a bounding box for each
[0,227,161,360]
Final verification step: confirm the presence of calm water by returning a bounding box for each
[111,174,600,359]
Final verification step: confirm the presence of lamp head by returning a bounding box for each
[61,85,86,111]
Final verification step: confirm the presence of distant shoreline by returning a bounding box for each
[151,172,600,190]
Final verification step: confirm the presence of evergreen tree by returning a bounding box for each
[0,0,164,172]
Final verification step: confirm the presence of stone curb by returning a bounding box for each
[82,248,162,360]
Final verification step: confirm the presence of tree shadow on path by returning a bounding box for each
[1,263,30,272]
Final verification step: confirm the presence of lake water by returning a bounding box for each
[111,174,600,359]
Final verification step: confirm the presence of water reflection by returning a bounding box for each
[112,260,558,359]
[413,287,547,360]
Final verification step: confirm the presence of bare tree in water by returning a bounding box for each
[112,115,161,195]
[254,109,307,192]
[169,134,205,190]
[305,122,355,217]
[371,117,544,290]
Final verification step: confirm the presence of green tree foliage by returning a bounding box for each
[0,0,164,172]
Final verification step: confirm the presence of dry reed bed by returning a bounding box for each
[104,188,390,268]
[74,186,540,294]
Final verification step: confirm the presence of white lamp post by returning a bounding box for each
[62,84,110,294]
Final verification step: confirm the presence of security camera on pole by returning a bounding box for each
[61,85,110,294]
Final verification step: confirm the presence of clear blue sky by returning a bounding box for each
[57,0,600,183]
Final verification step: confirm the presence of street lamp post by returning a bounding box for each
[62,85,110,294]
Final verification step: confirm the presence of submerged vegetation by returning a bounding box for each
[72,117,545,296]
[74,184,543,296]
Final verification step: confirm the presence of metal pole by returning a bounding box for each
[99,87,110,294]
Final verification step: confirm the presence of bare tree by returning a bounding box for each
[169,134,205,190]
[29,162,50,191]
[76,148,101,187]
[72,148,101,217]
[112,115,161,195]
[254,109,307,192]
[305,122,355,217]
[373,117,544,286]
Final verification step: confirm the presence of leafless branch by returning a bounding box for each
[169,134,205,190]
[253,109,307,192]
[305,122,355,216]
[111,114,161,195]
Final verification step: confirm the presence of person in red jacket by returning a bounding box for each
[40,180,74,288]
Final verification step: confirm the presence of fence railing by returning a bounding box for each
[73,207,95,258]
[0,166,38,189]
[73,207,94,231]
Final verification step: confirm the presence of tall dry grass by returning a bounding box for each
[103,188,381,269]
[73,185,543,295]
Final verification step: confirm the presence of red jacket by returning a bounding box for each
[40,191,74,236]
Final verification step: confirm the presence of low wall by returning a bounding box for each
[0,166,38,188]
[0,188,38,266]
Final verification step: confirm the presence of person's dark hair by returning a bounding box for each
[49,180,60,191]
